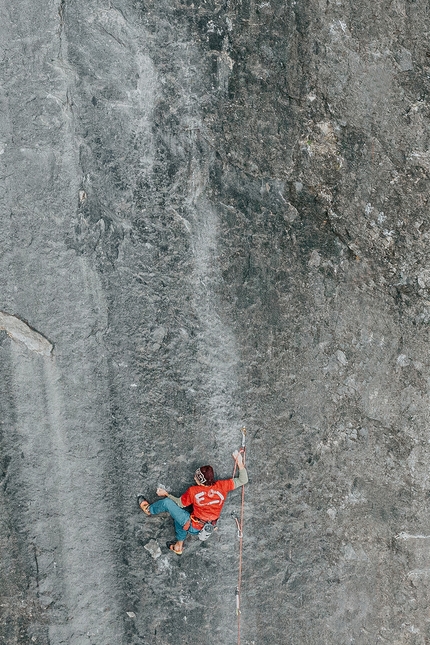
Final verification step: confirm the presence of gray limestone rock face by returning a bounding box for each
[2,1,430,644]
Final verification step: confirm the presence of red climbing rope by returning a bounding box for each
[232,427,247,645]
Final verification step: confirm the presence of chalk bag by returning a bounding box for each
[198,523,215,541]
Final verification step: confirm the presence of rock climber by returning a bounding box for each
[138,450,248,555]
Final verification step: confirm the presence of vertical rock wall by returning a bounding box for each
[1,1,430,644]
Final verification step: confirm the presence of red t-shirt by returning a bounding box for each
[181,479,235,522]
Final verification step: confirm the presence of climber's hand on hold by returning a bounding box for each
[156,487,168,497]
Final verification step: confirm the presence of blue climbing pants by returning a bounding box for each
[149,498,200,541]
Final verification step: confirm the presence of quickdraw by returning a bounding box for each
[232,514,243,539]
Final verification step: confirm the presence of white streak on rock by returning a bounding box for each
[395,532,430,540]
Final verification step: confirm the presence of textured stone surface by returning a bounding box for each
[2,1,430,644]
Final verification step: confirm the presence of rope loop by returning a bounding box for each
[232,427,247,645]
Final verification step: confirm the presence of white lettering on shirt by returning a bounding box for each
[194,489,225,506]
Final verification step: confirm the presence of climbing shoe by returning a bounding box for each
[137,496,151,516]
[166,541,183,556]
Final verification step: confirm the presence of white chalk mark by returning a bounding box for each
[0,312,53,356]
[395,532,430,540]
[408,569,430,578]
[170,206,192,233]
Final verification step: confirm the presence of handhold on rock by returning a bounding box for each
[0,312,53,356]
[144,539,161,559]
